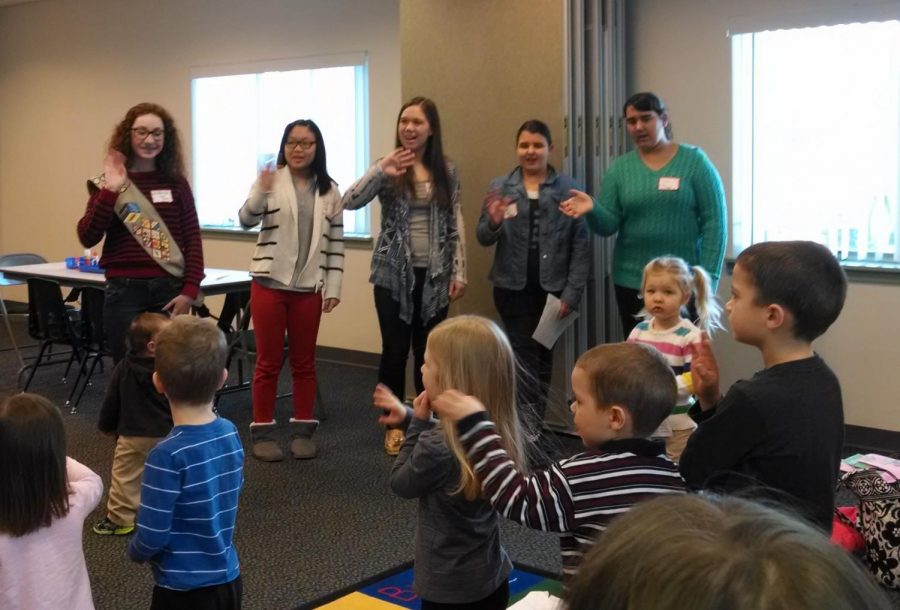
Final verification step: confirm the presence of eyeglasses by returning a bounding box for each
[285,140,316,151]
[131,127,165,140]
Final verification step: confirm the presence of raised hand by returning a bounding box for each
[103,149,128,192]
[688,332,721,410]
[431,389,486,422]
[559,189,595,218]
[484,190,513,226]
[373,383,407,426]
[378,148,416,178]
[258,166,276,192]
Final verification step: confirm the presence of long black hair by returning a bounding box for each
[276,119,334,196]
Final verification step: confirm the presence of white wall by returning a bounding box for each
[628,0,900,431]
[0,0,400,354]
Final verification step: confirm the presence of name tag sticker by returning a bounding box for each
[504,203,519,219]
[658,177,681,191]
[151,189,173,203]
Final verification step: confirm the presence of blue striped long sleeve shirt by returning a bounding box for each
[128,417,244,590]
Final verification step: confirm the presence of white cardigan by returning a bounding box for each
[239,168,344,300]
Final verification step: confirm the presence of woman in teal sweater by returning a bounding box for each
[561,92,726,335]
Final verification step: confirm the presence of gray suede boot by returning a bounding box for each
[289,419,319,459]
[249,422,283,462]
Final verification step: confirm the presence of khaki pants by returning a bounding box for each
[106,435,163,526]
[666,427,695,463]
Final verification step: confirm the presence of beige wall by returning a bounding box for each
[628,0,900,431]
[399,0,566,319]
[0,0,400,354]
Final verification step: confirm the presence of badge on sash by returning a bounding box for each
[151,189,174,203]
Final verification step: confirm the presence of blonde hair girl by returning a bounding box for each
[628,256,722,462]
[639,256,722,333]
[372,315,526,610]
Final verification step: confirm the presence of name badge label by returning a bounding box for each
[658,177,681,191]
[151,189,174,203]
[504,202,519,219]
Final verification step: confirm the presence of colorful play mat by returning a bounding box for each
[299,562,561,609]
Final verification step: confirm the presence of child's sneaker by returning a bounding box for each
[92,517,134,536]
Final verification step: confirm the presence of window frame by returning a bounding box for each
[730,20,900,280]
[190,52,371,240]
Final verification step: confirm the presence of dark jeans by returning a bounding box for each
[420,580,509,610]
[104,276,182,362]
[373,267,448,400]
[150,576,242,610]
[494,286,553,435]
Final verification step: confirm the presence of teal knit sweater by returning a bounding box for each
[586,144,726,290]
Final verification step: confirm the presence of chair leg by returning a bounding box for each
[21,341,51,392]
[0,292,25,369]
[70,354,102,414]
[62,345,82,382]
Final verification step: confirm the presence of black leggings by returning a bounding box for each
[373,268,448,399]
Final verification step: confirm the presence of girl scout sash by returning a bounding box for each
[87,175,185,278]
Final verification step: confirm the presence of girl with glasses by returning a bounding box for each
[239,119,344,462]
[77,102,204,363]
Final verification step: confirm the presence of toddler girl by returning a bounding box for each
[627,256,721,461]
[0,393,103,609]
[373,315,526,609]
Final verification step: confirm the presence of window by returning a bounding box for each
[191,56,370,237]
[732,21,900,269]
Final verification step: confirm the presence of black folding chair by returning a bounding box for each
[21,278,83,393]
[0,252,47,368]
[66,286,109,413]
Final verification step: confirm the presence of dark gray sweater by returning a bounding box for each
[390,416,511,604]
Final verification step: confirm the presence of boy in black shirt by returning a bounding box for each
[93,312,172,535]
[680,241,847,531]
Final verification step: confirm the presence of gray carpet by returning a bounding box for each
[0,315,563,610]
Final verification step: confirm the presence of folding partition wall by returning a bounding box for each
[545,0,627,431]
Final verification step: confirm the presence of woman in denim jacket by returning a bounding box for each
[476,120,589,435]
[343,97,466,455]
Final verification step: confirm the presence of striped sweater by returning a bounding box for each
[77,171,205,300]
[239,168,344,299]
[458,412,685,577]
[586,144,726,290]
[627,318,700,424]
[128,417,244,591]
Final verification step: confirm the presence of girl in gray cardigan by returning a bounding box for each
[372,316,526,609]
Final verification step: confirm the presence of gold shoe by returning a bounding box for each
[384,428,404,456]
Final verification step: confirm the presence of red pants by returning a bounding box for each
[250,281,322,423]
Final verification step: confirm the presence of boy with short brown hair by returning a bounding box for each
[680,240,848,531]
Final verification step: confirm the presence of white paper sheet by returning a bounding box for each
[508,590,563,610]
[531,294,579,349]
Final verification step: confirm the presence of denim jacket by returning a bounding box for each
[342,162,466,325]
[476,167,590,307]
